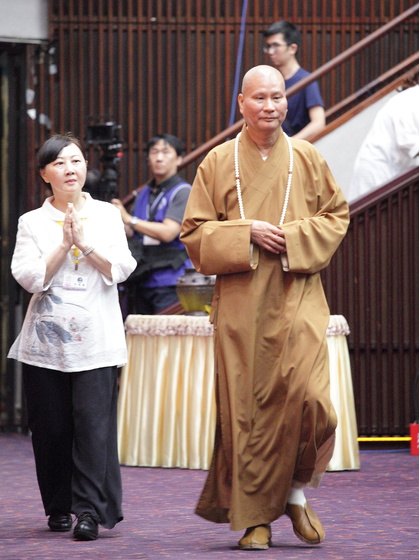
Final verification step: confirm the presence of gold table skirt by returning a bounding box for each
[117,314,360,471]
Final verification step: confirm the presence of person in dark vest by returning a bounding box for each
[112,133,192,314]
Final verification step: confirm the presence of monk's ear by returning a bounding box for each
[238,93,244,114]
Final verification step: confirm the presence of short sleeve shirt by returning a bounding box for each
[283,67,324,136]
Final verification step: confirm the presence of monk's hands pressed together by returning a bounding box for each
[251,220,286,254]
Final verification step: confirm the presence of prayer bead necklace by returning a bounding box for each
[234,131,293,226]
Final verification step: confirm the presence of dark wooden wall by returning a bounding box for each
[25,0,418,200]
[322,171,419,437]
[3,1,418,434]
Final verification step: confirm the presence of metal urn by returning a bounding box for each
[176,268,215,315]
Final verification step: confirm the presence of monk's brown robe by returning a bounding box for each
[180,126,350,531]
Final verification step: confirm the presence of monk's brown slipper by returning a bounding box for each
[285,502,325,544]
[238,524,272,550]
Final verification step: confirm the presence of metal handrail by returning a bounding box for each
[324,53,419,122]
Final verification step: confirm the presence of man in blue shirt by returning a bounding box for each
[263,21,325,140]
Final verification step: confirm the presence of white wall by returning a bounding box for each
[0,0,48,44]
[314,91,397,203]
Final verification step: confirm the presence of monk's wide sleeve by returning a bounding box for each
[181,149,259,276]
[281,147,349,274]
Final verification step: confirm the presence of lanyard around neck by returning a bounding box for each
[147,189,166,221]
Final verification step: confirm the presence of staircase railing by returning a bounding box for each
[179,5,419,168]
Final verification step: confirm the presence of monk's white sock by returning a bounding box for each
[287,487,307,507]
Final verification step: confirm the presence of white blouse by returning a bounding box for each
[8,193,137,372]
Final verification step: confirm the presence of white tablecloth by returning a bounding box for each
[117,314,360,471]
[326,315,360,471]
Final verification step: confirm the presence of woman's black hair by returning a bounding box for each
[37,133,86,171]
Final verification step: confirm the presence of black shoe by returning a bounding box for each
[73,513,99,541]
[48,513,73,532]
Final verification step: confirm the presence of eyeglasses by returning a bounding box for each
[263,42,289,53]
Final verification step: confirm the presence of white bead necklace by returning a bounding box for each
[234,131,293,226]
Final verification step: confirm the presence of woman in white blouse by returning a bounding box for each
[8,134,136,541]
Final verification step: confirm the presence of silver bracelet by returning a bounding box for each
[82,247,95,256]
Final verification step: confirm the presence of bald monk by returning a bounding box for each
[181,65,349,550]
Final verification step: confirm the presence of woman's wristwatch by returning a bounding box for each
[130,217,139,227]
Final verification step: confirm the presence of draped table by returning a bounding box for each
[326,315,360,471]
[117,314,360,471]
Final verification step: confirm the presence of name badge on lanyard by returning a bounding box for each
[63,274,88,290]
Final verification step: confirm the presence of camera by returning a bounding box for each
[86,122,122,147]
[85,121,123,202]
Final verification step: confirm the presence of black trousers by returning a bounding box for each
[22,364,123,529]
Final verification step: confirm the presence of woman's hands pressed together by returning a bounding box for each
[64,203,88,253]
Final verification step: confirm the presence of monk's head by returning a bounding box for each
[238,65,288,136]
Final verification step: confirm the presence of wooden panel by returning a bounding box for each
[8,0,418,433]
[30,0,418,195]
[322,173,419,436]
